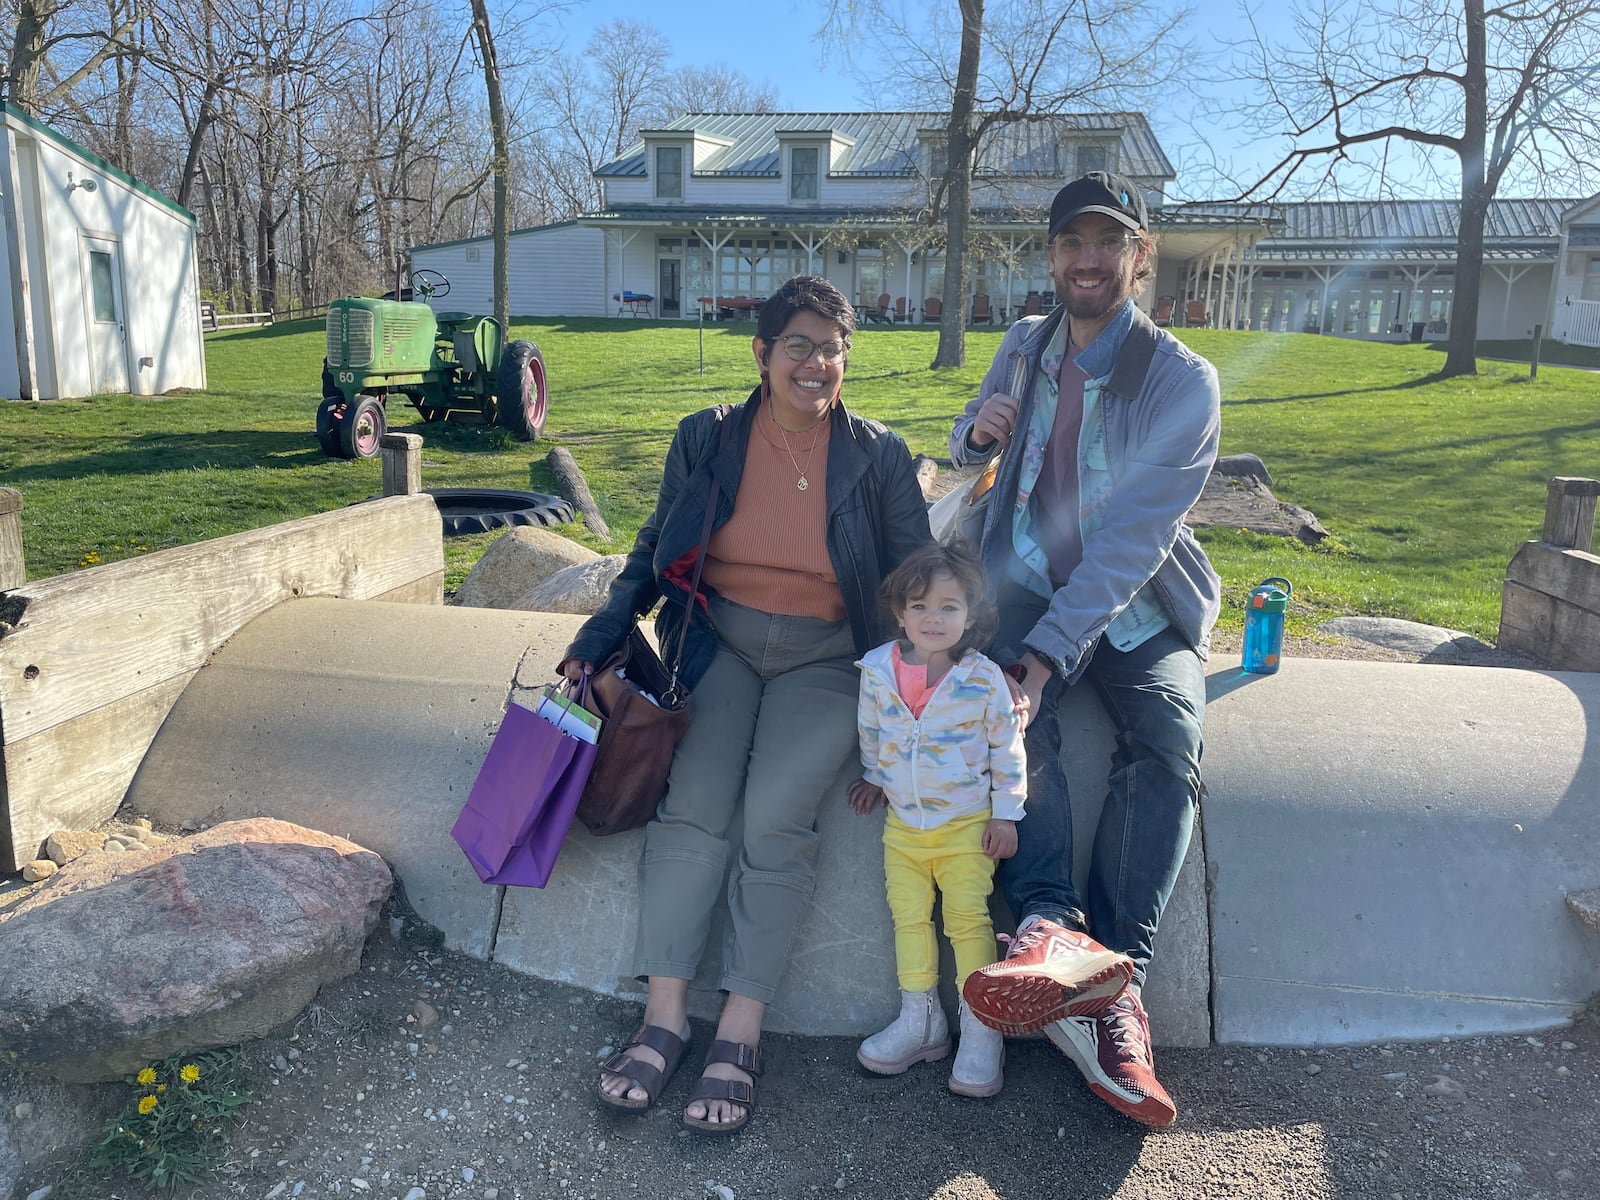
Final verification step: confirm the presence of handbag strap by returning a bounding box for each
[663,405,733,706]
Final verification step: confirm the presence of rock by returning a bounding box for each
[1319,616,1497,662]
[452,528,598,610]
[1213,453,1272,485]
[0,818,391,1083]
[1424,1074,1465,1099]
[512,556,627,616]
[1567,888,1600,938]
[1186,473,1327,545]
[42,830,100,866]
[21,861,56,882]
[912,454,940,500]
[403,1188,426,1200]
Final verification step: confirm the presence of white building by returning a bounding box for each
[411,111,1595,347]
[0,102,206,401]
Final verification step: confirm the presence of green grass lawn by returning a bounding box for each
[3,318,1597,642]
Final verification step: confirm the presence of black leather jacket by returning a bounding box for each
[564,386,933,691]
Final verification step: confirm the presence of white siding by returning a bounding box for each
[411,223,606,319]
[0,112,203,401]
[1475,263,1555,340]
[1551,197,1600,342]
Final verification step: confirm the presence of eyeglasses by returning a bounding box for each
[773,334,849,363]
[1053,232,1139,257]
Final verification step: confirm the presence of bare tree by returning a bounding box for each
[829,0,1187,367]
[1232,0,1600,377]
[658,62,776,116]
[471,0,508,329]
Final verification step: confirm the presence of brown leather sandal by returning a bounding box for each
[683,1039,764,1135]
[596,1024,690,1113]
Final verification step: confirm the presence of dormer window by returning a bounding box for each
[791,147,819,200]
[655,146,683,199]
[1076,143,1116,175]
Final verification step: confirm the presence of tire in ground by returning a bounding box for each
[494,340,548,441]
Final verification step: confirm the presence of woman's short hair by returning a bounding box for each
[755,275,857,346]
[879,539,997,659]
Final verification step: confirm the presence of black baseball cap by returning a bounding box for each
[1048,171,1148,239]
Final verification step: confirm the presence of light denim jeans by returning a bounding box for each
[994,585,1206,986]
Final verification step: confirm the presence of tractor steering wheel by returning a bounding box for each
[410,268,451,300]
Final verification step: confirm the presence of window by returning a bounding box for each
[1078,144,1109,174]
[655,146,682,199]
[89,251,115,321]
[929,141,948,178]
[1583,256,1600,302]
[791,147,818,201]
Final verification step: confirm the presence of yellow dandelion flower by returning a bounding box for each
[137,1095,157,1115]
[156,1083,167,1093]
[136,1067,156,1086]
[180,1063,200,1083]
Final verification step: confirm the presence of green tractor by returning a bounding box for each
[317,269,548,458]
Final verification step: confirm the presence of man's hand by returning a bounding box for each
[983,819,1018,860]
[1017,651,1050,729]
[968,391,1021,452]
[848,779,885,814]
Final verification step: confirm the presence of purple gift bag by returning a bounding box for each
[450,680,599,888]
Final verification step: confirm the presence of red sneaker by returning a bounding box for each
[1046,989,1176,1128]
[960,918,1134,1036]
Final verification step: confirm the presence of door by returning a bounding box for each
[658,257,681,317]
[81,236,129,393]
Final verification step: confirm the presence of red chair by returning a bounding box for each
[1023,294,1043,318]
[864,293,892,324]
[1184,299,1209,327]
[970,294,992,324]
[894,297,908,323]
[921,296,942,322]
[1153,295,1176,327]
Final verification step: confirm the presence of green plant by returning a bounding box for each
[343,1007,390,1046]
[90,1048,250,1191]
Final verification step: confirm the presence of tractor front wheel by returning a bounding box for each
[340,394,387,459]
[316,396,345,458]
[495,340,548,441]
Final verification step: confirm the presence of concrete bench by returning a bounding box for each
[124,599,1600,1049]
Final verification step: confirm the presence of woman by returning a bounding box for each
[560,275,931,1134]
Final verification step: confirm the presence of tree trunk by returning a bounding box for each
[472,0,510,332]
[1442,0,1487,378]
[933,0,983,370]
[5,0,49,114]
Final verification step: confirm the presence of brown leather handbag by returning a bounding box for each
[575,415,727,836]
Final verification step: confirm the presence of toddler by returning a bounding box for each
[850,540,1025,1097]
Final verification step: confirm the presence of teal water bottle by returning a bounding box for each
[1241,577,1291,675]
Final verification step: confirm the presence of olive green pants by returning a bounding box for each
[633,596,860,1002]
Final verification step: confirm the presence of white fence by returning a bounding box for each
[1567,299,1600,348]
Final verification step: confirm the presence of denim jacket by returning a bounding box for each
[565,387,933,691]
[949,301,1221,683]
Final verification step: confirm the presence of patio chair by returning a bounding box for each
[1022,294,1043,318]
[921,296,942,322]
[1184,299,1209,327]
[1153,295,1176,327]
[971,294,992,324]
[864,293,892,324]
[894,297,908,323]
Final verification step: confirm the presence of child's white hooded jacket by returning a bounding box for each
[856,641,1027,830]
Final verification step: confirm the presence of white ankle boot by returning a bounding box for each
[857,987,951,1074]
[948,998,1005,1097]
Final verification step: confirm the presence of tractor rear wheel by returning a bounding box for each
[340,394,387,459]
[494,340,547,441]
[316,396,345,458]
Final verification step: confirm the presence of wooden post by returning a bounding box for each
[1530,323,1543,381]
[0,488,23,591]
[546,446,612,542]
[380,433,423,497]
[1541,477,1600,551]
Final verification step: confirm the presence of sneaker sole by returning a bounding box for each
[947,1067,1004,1098]
[963,954,1135,1035]
[1044,1019,1176,1128]
[856,1038,951,1075]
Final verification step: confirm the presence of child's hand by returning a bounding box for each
[848,779,886,814]
[983,819,1017,860]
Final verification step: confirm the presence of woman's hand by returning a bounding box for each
[848,779,885,814]
[983,819,1017,860]
[557,657,593,684]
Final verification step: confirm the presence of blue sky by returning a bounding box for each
[539,0,1454,202]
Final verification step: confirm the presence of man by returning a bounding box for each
[950,171,1221,1127]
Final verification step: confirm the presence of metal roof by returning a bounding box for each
[597,112,1175,181]
[1181,198,1577,243]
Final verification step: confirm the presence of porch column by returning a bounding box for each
[695,230,733,319]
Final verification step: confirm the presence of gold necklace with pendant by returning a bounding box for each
[769,406,827,491]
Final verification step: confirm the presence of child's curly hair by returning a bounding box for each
[880,540,997,659]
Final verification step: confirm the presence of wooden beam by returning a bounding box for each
[0,488,22,591]
[547,446,611,542]
[381,432,423,497]
[1541,477,1600,551]
[0,495,443,870]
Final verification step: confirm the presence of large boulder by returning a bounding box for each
[0,818,391,1083]
[452,527,598,610]
[513,555,627,615]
